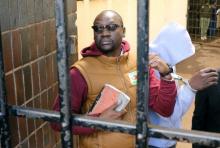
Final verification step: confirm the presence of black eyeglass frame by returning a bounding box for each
[91,24,123,33]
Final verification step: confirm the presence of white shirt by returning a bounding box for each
[148,82,196,147]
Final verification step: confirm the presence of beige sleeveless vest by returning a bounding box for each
[73,51,137,148]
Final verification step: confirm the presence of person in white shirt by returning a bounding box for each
[147,22,219,148]
[148,67,219,148]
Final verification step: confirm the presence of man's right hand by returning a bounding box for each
[149,53,170,74]
[189,67,219,91]
[99,102,127,120]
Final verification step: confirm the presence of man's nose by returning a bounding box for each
[100,28,111,36]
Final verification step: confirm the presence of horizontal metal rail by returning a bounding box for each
[8,105,220,147]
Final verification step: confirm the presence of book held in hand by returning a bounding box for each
[88,84,130,115]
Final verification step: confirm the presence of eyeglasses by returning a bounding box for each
[91,24,123,33]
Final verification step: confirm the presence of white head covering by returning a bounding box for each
[150,22,195,66]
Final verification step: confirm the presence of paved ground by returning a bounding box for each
[177,42,220,75]
[176,41,220,148]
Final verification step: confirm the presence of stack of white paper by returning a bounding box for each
[150,22,195,66]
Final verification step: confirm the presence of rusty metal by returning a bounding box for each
[0,24,11,148]
[136,0,149,147]
[7,105,220,147]
[0,1,220,148]
[54,0,73,147]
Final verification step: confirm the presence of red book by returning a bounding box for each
[88,84,130,115]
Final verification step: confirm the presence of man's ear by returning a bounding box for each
[123,27,126,37]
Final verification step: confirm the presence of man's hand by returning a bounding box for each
[149,53,170,75]
[189,67,219,91]
[99,102,127,120]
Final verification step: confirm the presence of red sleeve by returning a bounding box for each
[50,67,96,135]
[149,68,177,117]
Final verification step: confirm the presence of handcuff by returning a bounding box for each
[171,73,198,92]
[159,64,197,92]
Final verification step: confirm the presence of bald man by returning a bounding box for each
[52,10,177,148]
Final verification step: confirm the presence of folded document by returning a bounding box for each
[150,22,195,66]
[88,84,130,115]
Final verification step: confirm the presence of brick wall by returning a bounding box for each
[0,0,78,147]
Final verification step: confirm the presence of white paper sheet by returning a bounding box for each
[149,22,195,66]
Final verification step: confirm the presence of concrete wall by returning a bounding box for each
[76,0,137,54]
[0,0,77,147]
[77,0,188,50]
[150,0,188,41]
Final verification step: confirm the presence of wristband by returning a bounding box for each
[160,64,173,77]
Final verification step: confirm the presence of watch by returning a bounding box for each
[160,64,173,77]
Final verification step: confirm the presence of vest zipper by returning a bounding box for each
[116,57,134,122]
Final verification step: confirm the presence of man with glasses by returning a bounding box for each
[52,10,177,148]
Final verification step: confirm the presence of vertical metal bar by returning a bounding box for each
[136,0,149,148]
[54,0,73,147]
[186,0,190,33]
[0,25,11,147]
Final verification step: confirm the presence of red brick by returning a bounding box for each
[9,117,19,147]
[46,55,53,86]
[36,128,43,148]
[2,32,13,72]
[47,88,53,109]
[14,69,25,105]
[5,74,16,105]
[31,62,40,95]
[23,65,32,101]
[20,28,31,64]
[29,26,37,60]
[35,23,45,57]
[29,134,37,148]
[18,118,27,141]
[39,59,47,90]
[50,20,56,52]
[44,21,51,54]
[12,30,22,68]
[41,91,48,109]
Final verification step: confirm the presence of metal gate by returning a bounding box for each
[1,0,220,147]
[187,0,220,45]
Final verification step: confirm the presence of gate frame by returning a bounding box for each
[1,0,220,148]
